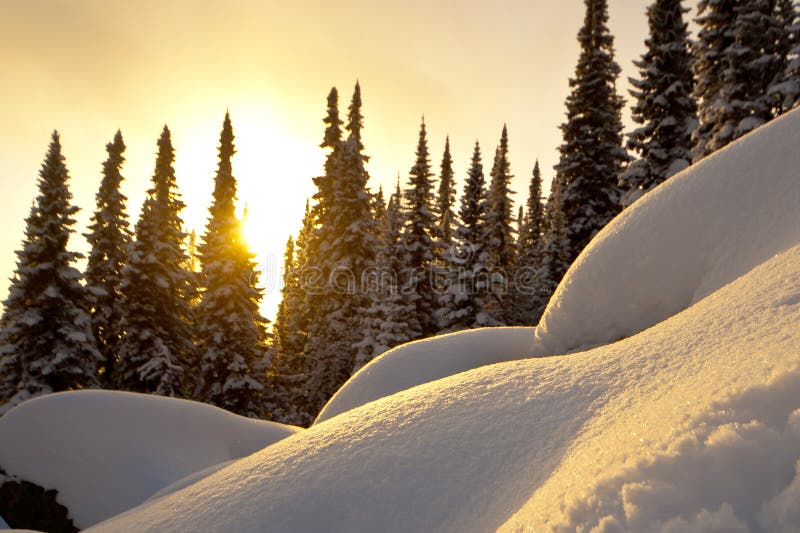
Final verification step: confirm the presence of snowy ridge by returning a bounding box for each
[0,391,299,528]
[88,109,800,531]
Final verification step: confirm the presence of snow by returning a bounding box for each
[86,109,800,531]
[316,326,535,423]
[0,516,6,529]
[0,391,299,528]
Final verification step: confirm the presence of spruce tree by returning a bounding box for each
[769,0,800,113]
[513,161,546,325]
[447,142,488,332]
[273,235,295,354]
[620,0,697,207]
[481,125,516,326]
[116,126,194,396]
[304,84,378,416]
[693,0,738,159]
[708,1,789,152]
[84,131,132,384]
[400,118,438,338]
[354,184,412,370]
[554,0,628,273]
[536,177,570,312]
[433,137,457,331]
[194,113,268,417]
[0,132,101,412]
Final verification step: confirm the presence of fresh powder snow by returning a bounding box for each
[83,104,800,532]
[0,390,299,528]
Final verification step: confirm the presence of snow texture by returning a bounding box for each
[86,107,800,532]
[0,391,299,528]
[316,326,535,423]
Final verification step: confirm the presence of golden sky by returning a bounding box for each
[0,0,698,319]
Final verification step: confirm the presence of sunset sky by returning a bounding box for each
[0,0,699,318]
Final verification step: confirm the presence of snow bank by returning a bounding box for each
[315,327,534,423]
[0,391,299,528]
[89,111,800,532]
[90,243,800,532]
[535,108,800,355]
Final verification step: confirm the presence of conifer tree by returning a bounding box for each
[0,132,101,412]
[273,235,295,353]
[554,0,628,273]
[400,118,438,338]
[116,126,194,396]
[620,0,697,206]
[194,113,268,417]
[84,131,132,384]
[447,142,488,332]
[536,177,570,312]
[693,0,737,159]
[769,0,800,113]
[304,84,378,415]
[513,161,547,325]
[710,1,790,151]
[433,137,457,331]
[481,125,516,326]
[354,184,412,369]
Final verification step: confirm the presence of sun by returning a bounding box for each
[173,103,324,319]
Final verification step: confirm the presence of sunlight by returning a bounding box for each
[173,101,324,319]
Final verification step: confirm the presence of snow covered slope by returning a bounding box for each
[316,327,534,423]
[0,391,299,528]
[88,110,800,531]
[316,109,800,424]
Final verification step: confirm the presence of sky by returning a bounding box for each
[0,0,699,319]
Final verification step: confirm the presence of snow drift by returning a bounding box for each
[87,107,800,531]
[316,108,800,423]
[0,391,299,528]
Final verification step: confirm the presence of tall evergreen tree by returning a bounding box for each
[447,142,488,332]
[84,131,132,384]
[513,161,547,325]
[481,125,516,326]
[554,0,628,274]
[304,84,378,416]
[769,0,800,113]
[0,132,101,412]
[194,113,268,417]
[620,0,697,206]
[536,177,570,313]
[273,235,295,354]
[116,126,194,396]
[710,1,790,151]
[354,184,412,369]
[692,0,737,159]
[435,137,456,247]
[400,118,438,338]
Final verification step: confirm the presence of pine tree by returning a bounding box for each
[0,132,101,412]
[84,131,132,385]
[554,0,628,273]
[304,83,378,416]
[620,0,697,207]
[707,1,789,152]
[433,137,457,331]
[399,118,438,338]
[194,113,268,417]
[354,184,412,370]
[447,141,488,332]
[536,177,570,313]
[273,235,295,353]
[481,125,516,326]
[769,0,800,113]
[116,126,194,396]
[693,0,738,159]
[513,161,547,325]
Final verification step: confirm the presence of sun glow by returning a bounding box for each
[173,102,324,319]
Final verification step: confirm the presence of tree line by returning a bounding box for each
[0,0,798,425]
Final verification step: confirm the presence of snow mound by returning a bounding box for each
[88,111,800,532]
[315,327,534,423]
[535,109,800,356]
[89,247,800,532]
[0,391,299,528]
